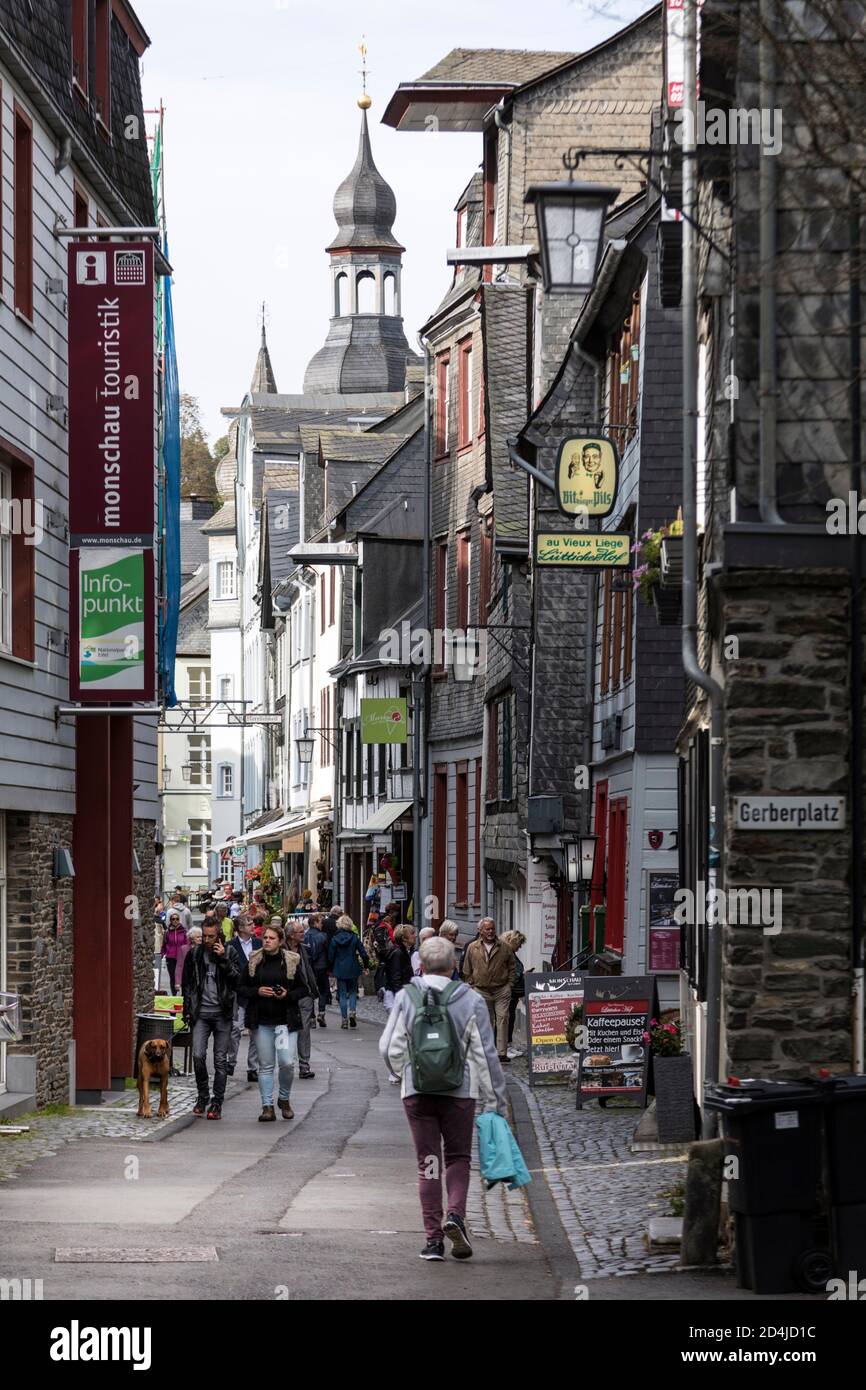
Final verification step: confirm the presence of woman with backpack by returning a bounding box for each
[328,914,370,1029]
[162,911,187,994]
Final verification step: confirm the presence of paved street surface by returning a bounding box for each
[0,1004,813,1301]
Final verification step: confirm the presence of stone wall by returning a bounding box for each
[133,820,158,1017]
[5,812,75,1105]
[721,570,855,1075]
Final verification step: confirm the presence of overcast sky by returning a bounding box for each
[139,0,649,443]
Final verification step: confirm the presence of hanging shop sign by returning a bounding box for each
[67,242,155,547]
[524,971,587,1086]
[555,435,620,518]
[69,547,154,701]
[577,975,658,1107]
[361,697,407,744]
[67,241,156,703]
[534,532,631,569]
[647,870,681,972]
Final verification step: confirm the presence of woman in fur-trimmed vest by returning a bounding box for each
[237,921,309,1123]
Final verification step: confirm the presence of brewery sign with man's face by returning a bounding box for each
[555,435,620,518]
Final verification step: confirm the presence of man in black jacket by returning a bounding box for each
[226,916,259,1083]
[289,918,319,1079]
[182,920,240,1119]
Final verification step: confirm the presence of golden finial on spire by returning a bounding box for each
[358,37,372,110]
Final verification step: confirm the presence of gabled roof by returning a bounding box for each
[383,48,575,131]
[201,500,236,534]
[419,49,578,84]
[311,429,407,467]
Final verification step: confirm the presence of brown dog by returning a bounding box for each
[137,1037,171,1119]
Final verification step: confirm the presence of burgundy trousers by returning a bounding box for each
[403,1094,476,1242]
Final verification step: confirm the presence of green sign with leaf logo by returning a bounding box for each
[361,697,407,744]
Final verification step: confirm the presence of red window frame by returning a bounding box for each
[74,182,89,230]
[319,571,326,635]
[434,541,448,673]
[0,437,35,662]
[455,761,468,907]
[13,103,33,321]
[456,530,470,629]
[432,764,448,930]
[94,0,111,131]
[457,337,473,450]
[72,0,88,94]
[591,780,608,911]
[435,351,451,459]
[606,797,628,955]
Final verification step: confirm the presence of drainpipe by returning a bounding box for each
[682,0,725,1133]
[494,100,512,248]
[758,0,784,525]
[415,337,434,922]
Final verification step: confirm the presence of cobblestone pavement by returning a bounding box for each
[0,1072,246,1184]
[355,993,537,1247]
[509,1053,687,1279]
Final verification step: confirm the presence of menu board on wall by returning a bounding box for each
[648,871,681,972]
[524,972,586,1086]
[577,975,658,1107]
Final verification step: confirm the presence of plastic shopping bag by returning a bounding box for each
[475,1110,532,1191]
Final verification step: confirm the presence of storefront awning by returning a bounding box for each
[343,800,413,838]
[215,808,332,855]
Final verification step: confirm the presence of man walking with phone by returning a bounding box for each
[182,919,240,1120]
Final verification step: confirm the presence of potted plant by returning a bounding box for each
[632,518,683,625]
[643,1016,695,1143]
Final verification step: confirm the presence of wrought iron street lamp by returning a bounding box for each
[181,763,191,782]
[525,169,619,294]
[296,731,316,765]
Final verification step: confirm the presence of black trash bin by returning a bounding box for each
[133,1012,175,1078]
[705,1078,827,1294]
[822,1074,866,1275]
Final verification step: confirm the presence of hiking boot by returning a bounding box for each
[258,1106,276,1122]
[206,1101,222,1120]
[341,1019,348,1030]
[247,1069,258,1083]
[278,1100,294,1120]
[192,1097,208,1117]
[443,1213,473,1260]
[317,1015,327,1028]
[349,1014,357,1029]
[298,1068,315,1079]
[419,1240,445,1261]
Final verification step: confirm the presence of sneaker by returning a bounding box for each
[349,1014,357,1029]
[318,1015,327,1028]
[258,1106,276,1122]
[341,1019,348,1030]
[278,1100,294,1120]
[298,1068,316,1080]
[206,1101,222,1120]
[419,1240,445,1261]
[247,1070,258,1083]
[192,1097,208,1117]
[443,1213,473,1260]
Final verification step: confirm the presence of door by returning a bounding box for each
[606,798,628,954]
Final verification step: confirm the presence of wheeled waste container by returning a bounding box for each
[821,1074,866,1276]
[704,1078,827,1294]
[133,1012,176,1079]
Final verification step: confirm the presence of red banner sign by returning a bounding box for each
[67,241,155,547]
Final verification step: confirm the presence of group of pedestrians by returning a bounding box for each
[176,890,527,1269]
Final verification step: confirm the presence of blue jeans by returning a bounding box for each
[337,979,357,1018]
[254,1024,298,1106]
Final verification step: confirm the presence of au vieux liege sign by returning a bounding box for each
[67,243,156,701]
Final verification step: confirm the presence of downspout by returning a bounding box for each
[758,0,784,525]
[494,100,512,248]
[682,0,725,1134]
[416,338,434,921]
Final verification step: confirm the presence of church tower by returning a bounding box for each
[303,90,417,395]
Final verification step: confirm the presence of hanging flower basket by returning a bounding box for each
[652,582,682,626]
[632,517,684,625]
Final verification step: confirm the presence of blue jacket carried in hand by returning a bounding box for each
[475,1111,532,1191]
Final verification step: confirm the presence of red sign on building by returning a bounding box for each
[67,241,155,546]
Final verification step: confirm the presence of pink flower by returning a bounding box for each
[642,1031,650,1042]
[664,1024,676,1034]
